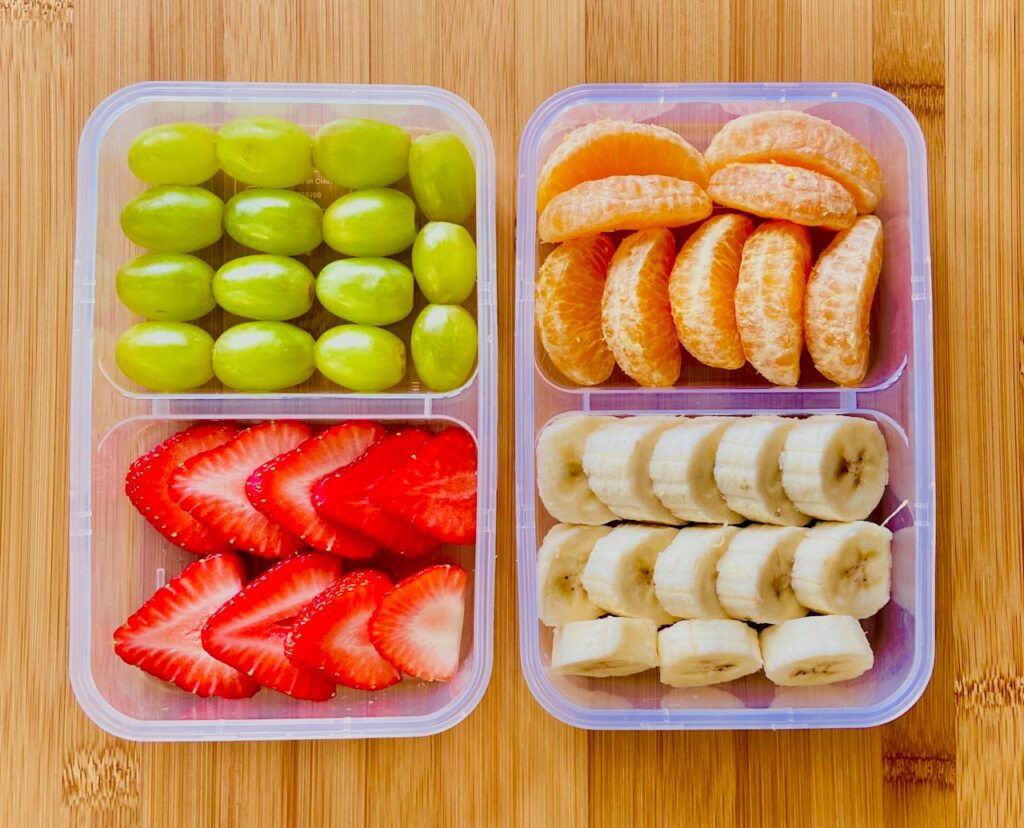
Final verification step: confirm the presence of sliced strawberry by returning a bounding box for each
[284,569,401,691]
[368,564,467,681]
[371,428,478,544]
[312,429,440,557]
[113,552,259,698]
[125,422,239,555]
[169,421,311,560]
[201,553,344,700]
[246,421,385,557]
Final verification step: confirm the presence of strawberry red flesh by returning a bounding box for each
[368,564,467,681]
[285,569,401,691]
[125,422,239,555]
[246,421,385,558]
[371,428,478,545]
[312,429,440,557]
[201,553,344,700]
[169,421,311,560]
[113,551,259,698]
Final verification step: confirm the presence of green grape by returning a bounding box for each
[316,258,413,326]
[120,186,224,252]
[213,255,314,321]
[115,321,214,392]
[212,321,315,392]
[215,117,313,187]
[408,131,475,223]
[116,253,216,321]
[410,304,477,392]
[223,189,323,256]
[313,118,410,189]
[315,325,406,392]
[322,188,417,257]
[128,123,219,186]
[411,222,477,304]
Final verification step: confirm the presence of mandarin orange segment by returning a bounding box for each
[708,163,856,230]
[805,215,884,386]
[735,220,812,387]
[538,175,712,243]
[535,234,617,386]
[536,120,709,213]
[668,213,753,370]
[705,110,883,213]
[601,228,681,387]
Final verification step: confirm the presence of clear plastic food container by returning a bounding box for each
[70,82,496,740]
[515,83,934,729]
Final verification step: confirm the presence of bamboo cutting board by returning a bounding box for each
[1,0,1021,825]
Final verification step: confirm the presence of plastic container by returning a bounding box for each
[70,82,496,741]
[515,83,934,729]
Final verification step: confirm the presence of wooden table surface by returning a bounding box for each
[2,0,1021,825]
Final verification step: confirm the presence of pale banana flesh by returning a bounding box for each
[780,415,889,521]
[658,619,763,687]
[760,615,874,686]
[715,525,808,624]
[581,524,680,625]
[649,417,745,524]
[536,414,618,525]
[536,523,613,627]
[791,521,892,618]
[654,525,739,619]
[551,616,659,677]
[714,416,810,526]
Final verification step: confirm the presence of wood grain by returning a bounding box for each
[1,0,1021,825]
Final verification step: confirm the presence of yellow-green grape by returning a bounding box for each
[411,221,477,304]
[322,188,417,257]
[116,253,216,321]
[115,321,214,392]
[128,123,219,186]
[314,325,406,392]
[223,189,323,256]
[313,118,410,189]
[120,186,224,252]
[215,117,313,187]
[212,321,315,392]
[316,258,413,326]
[411,304,477,392]
[213,255,314,321]
[408,131,475,223]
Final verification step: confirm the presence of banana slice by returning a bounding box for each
[791,521,892,618]
[583,417,682,524]
[536,523,613,627]
[780,415,889,521]
[760,615,874,686]
[581,524,680,624]
[653,525,739,619]
[714,416,809,525]
[715,525,808,623]
[658,619,763,687]
[536,415,618,525]
[551,616,659,677]
[649,417,745,524]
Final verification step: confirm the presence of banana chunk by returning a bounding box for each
[654,525,739,619]
[551,616,659,678]
[536,414,618,525]
[760,615,874,686]
[714,416,809,526]
[583,417,683,524]
[582,524,680,624]
[791,521,892,618]
[536,523,613,627]
[716,525,808,623]
[780,415,888,521]
[649,417,745,524]
[658,619,763,687]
